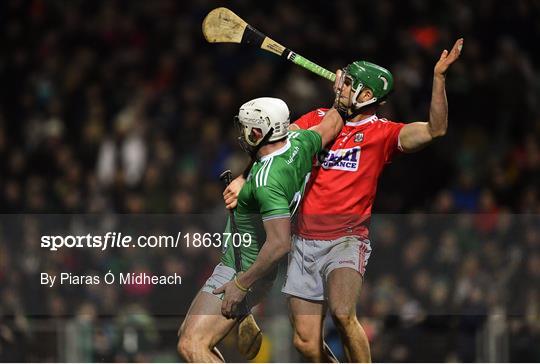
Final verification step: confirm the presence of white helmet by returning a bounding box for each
[236,97,290,147]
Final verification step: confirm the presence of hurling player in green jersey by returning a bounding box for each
[177,95,346,362]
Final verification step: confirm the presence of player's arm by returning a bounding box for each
[214,217,291,318]
[399,38,463,152]
[308,108,344,147]
[236,217,290,289]
[290,73,347,143]
[215,216,290,317]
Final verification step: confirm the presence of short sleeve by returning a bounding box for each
[382,120,405,163]
[296,129,323,157]
[293,108,327,129]
[255,185,290,221]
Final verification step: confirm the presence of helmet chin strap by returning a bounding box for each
[352,97,378,109]
[348,84,378,119]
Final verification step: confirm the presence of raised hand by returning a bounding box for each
[434,38,464,77]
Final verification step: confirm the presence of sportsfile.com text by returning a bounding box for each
[40,232,252,251]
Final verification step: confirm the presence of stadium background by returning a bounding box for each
[0,0,539,362]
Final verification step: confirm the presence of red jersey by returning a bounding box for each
[294,108,405,240]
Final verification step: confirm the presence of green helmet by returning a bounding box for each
[345,61,394,109]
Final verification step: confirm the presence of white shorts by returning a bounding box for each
[201,263,272,309]
[282,235,372,301]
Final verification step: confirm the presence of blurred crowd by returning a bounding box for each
[1,0,539,362]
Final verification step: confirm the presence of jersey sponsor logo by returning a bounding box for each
[318,147,360,171]
[286,146,300,164]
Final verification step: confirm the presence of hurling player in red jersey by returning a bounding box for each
[224,38,463,362]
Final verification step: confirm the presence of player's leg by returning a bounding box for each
[288,296,338,362]
[325,237,372,363]
[177,263,242,362]
[177,290,236,362]
[283,235,338,362]
[327,267,370,362]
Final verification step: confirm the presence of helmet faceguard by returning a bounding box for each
[234,116,275,155]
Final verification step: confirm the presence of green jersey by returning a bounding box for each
[221,129,322,270]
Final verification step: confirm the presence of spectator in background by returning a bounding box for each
[97,97,147,189]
